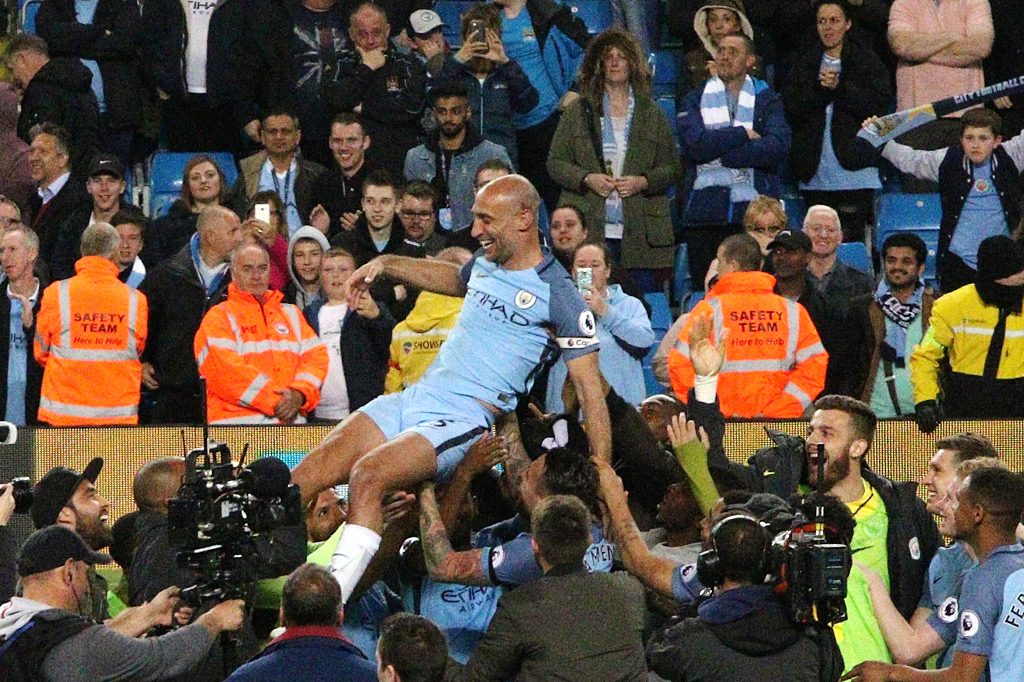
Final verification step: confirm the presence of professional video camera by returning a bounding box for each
[167,440,302,610]
[770,444,852,627]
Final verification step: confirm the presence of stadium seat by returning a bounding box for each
[672,243,691,304]
[838,242,872,277]
[644,292,673,334]
[780,195,806,230]
[875,193,941,282]
[651,49,681,98]
[566,0,613,34]
[656,96,676,130]
[683,290,705,313]
[19,0,40,32]
[148,151,239,218]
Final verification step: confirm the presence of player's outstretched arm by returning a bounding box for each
[419,482,492,586]
[344,254,466,304]
[566,352,612,463]
[593,457,677,599]
[860,561,945,665]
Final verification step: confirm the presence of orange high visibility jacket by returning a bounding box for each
[667,271,828,418]
[34,256,148,425]
[194,283,328,424]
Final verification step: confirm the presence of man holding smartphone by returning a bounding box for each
[435,3,538,168]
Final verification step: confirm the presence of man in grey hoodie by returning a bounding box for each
[286,225,331,311]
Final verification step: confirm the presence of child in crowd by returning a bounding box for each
[867,108,1024,293]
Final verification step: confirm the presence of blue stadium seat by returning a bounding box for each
[651,49,681,98]
[875,193,942,282]
[434,1,470,48]
[781,195,806,230]
[644,292,673,334]
[683,290,705,313]
[148,151,239,218]
[838,242,872,277]
[19,0,40,33]
[656,97,676,129]
[672,243,691,304]
[566,0,613,34]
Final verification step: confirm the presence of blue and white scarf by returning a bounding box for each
[876,279,924,367]
[602,87,634,226]
[693,76,758,204]
[124,256,146,289]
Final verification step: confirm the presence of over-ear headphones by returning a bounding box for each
[696,510,769,588]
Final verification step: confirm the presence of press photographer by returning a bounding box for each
[128,448,306,678]
[646,493,852,682]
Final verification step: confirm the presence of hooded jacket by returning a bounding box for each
[647,585,844,682]
[384,290,463,393]
[435,55,539,167]
[285,225,330,310]
[0,84,35,216]
[17,58,100,178]
[910,283,1024,417]
[404,125,513,231]
[545,284,653,412]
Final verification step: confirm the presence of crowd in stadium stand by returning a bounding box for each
[2,0,1024,678]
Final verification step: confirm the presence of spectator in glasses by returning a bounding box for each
[397,181,445,256]
[703,196,785,289]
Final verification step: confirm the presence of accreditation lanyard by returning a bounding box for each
[271,162,296,211]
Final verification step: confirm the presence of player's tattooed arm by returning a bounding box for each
[419,482,492,586]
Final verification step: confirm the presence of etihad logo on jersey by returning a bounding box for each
[440,585,492,606]
[467,288,530,326]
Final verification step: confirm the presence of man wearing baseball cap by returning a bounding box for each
[0,525,244,681]
[31,457,113,621]
[409,9,448,75]
[50,152,129,281]
[769,228,864,400]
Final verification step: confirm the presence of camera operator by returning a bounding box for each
[129,456,306,604]
[646,494,851,682]
[0,525,245,682]
[128,455,307,679]
[0,483,16,603]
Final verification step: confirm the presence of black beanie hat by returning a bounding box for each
[977,235,1024,282]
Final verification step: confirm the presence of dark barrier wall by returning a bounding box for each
[2,420,1023,539]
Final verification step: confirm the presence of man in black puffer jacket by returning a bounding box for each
[9,33,100,178]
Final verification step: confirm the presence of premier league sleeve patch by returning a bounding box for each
[959,610,980,638]
[938,596,959,623]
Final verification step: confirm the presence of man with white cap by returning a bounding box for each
[408,9,449,76]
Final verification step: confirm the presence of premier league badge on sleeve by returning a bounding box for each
[960,610,980,638]
[579,311,596,337]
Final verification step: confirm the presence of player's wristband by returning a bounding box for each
[694,374,718,404]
